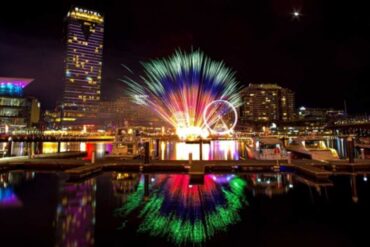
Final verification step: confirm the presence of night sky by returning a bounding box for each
[0,0,369,114]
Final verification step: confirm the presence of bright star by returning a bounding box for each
[292,10,301,18]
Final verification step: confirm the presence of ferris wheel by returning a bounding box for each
[203,100,238,135]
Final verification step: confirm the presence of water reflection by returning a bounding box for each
[112,173,141,204]
[8,142,112,158]
[0,172,34,208]
[160,140,240,160]
[0,186,21,208]
[115,174,247,245]
[247,173,294,197]
[325,137,348,159]
[55,179,96,247]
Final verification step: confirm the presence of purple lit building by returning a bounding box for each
[62,6,104,128]
[0,77,40,133]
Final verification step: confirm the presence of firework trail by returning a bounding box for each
[121,50,243,137]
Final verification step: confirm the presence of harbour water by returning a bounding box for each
[1,171,369,246]
[1,136,367,246]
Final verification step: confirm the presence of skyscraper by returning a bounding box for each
[240,83,295,123]
[62,7,104,127]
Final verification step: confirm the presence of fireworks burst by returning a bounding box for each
[121,50,243,139]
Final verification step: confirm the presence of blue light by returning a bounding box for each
[0,83,23,96]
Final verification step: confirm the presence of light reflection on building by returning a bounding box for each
[55,179,96,247]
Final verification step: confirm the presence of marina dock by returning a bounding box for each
[2,152,370,181]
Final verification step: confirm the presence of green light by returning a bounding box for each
[116,176,248,245]
[115,178,144,217]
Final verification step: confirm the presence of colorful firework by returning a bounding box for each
[121,50,243,139]
[115,174,248,245]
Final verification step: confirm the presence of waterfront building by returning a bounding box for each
[0,77,41,133]
[240,83,295,123]
[62,7,104,128]
[298,106,345,121]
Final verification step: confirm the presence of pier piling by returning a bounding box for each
[144,142,150,164]
[155,139,159,158]
[347,136,355,164]
[361,148,365,160]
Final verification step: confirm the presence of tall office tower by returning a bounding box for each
[280,87,295,122]
[62,7,104,128]
[240,83,295,123]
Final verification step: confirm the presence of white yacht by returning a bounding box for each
[245,137,288,160]
[286,137,339,161]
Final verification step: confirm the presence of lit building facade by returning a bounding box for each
[298,106,344,121]
[62,7,104,127]
[240,83,295,123]
[0,77,41,133]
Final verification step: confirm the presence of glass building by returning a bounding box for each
[0,77,40,133]
[62,7,104,127]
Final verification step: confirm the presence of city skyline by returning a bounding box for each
[0,0,369,114]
